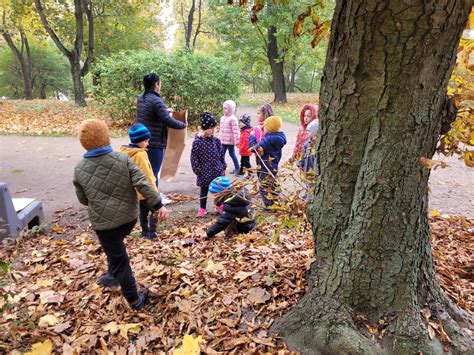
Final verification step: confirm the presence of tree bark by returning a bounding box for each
[272,1,473,354]
[267,25,287,103]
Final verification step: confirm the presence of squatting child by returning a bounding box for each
[206,176,255,239]
[73,119,169,310]
[191,112,227,217]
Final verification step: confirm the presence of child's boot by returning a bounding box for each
[130,289,149,310]
[140,223,149,238]
[146,216,158,239]
[196,208,207,217]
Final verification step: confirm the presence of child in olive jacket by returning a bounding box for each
[120,123,159,239]
[206,177,255,239]
[73,119,169,310]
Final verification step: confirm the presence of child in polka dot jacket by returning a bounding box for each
[191,112,227,217]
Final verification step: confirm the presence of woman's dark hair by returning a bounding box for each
[143,73,160,92]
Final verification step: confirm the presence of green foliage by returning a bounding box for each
[0,42,72,98]
[90,50,241,125]
[209,0,333,94]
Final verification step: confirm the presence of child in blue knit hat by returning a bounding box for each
[120,123,162,239]
[206,176,255,239]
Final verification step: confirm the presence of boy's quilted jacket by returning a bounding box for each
[73,151,162,231]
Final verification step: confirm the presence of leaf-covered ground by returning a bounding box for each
[0,100,124,136]
[0,205,472,354]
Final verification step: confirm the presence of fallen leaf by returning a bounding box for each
[38,314,60,327]
[233,270,256,282]
[205,260,225,272]
[53,321,71,333]
[119,323,141,339]
[104,321,119,334]
[173,334,206,355]
[25,339,53,355]
[247,287,271,304]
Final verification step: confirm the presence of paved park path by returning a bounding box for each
[1,105,473,226]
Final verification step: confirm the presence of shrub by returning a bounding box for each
[90,50,241,125]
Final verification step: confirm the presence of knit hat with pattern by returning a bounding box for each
[264,116,282,133]
[239,114,251,127]
[209,176,232,193]
[78,119,111,150]
[128,123,151,143]
[200,112,217,130]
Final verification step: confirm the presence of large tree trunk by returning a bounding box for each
[272,1,473,354]
[267,26,287,103]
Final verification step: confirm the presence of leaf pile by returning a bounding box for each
[0,214,312,353]
[0,100,124,136]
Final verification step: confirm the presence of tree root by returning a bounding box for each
[271,290,474,354]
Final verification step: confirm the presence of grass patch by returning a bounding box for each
[11,168,24,174]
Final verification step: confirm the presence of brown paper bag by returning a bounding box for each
[160,110,188,182]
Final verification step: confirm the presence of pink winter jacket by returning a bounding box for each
[219,114,240,145]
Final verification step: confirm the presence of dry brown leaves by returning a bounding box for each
[0,214,311,353]
[430,214,473,315]
[0,100,124,136]
[0,212,471,354]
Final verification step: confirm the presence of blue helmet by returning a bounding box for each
[209,176,231,193]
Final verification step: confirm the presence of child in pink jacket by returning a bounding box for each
[219,100,240,174]
[291,103,319,160]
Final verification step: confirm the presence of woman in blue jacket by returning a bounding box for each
[137,73,186,185]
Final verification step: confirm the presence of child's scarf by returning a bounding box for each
[84,145,113,158]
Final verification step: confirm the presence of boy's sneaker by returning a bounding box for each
[196,208,207,217]
[144,231,158,240]
[97,273,120,288]
[130,289,148,310]
[215,205,224,213]
[235,172,245,176]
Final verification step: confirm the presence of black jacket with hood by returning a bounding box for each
[136,90,186,149]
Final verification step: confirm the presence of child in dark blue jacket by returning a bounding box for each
[249,116,287,207]
[206,177,255,239]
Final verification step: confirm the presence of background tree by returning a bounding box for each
[34,0,94,107]
[0,0,41,100]
[271,1,474,353]
[0,42,72,98]
[212,0,331,101]
[176,0,210,51]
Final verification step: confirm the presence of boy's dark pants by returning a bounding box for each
[238,156,251,175]
[139,201,158,233]
[95,219,138,303]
